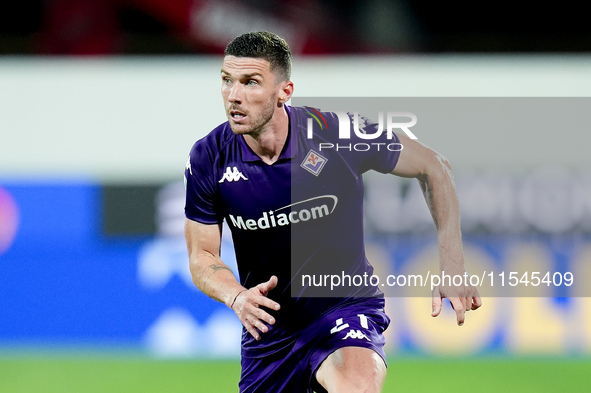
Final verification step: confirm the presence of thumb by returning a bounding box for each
[258,275,278,296]
[431,287,442,317]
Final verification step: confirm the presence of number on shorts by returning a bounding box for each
[330,314,369,335]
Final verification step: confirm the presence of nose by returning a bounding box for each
[227,82,243,104]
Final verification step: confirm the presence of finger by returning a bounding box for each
[449,297,466,326]
[237,291,279,319]
[431,287,442,317]
[251,306,276,326]
[243,312,271,339]
[253,317,271,334]
[257,296,281,312]
[472,295,483,310]
[257,275,278,295]
[243,319,261,341]
[463,297,472,313]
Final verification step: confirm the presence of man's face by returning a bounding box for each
[221,56,283,136]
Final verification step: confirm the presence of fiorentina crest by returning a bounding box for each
[301,150,327,176]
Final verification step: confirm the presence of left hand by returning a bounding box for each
[431,272,482,326]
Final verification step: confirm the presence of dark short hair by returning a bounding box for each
[224,31,292,82]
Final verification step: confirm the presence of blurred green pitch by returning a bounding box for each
[1,356,589,392]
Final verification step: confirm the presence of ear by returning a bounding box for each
[277,80,294,104]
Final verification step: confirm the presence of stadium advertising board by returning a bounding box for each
[0,174,590,357]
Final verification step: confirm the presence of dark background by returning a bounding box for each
[2,0,590,55]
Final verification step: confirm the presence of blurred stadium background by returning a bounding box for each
[1,1,591,392]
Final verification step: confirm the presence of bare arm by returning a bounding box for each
[393,134,482,325]
[185,218,242,306]
[185,218,280,339]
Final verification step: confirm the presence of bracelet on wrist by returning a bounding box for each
[230,289,247,309]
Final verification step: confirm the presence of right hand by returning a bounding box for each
[231,276,281,340]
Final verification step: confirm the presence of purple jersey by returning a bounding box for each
[185,105,400,358]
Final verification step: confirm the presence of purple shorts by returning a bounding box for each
[238,298,390,393]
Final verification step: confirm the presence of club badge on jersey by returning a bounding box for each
[301,149,328,176]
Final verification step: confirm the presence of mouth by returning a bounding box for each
[230,109,247,122]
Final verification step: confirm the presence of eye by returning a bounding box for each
[246,79,258,86]
[222,76,232,84]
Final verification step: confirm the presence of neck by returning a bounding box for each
[243,106,289,165]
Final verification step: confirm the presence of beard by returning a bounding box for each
[226,96,278,138]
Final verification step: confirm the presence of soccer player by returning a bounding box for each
[184,31,481,393]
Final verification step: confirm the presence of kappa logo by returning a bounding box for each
[219,166,248,183]
[342,329,371,341]
[301,150,327,176]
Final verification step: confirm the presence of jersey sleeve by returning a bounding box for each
[184,139,223,224]
[350,113,402,174]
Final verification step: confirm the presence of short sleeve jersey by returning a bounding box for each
[185,105,401,358]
